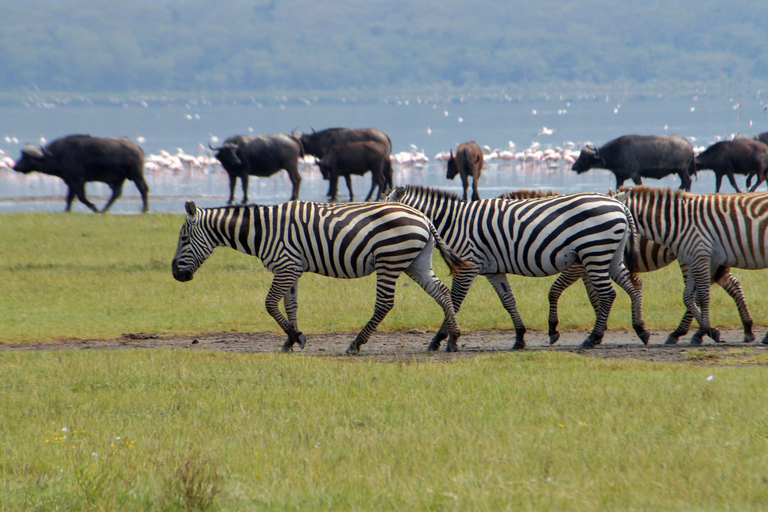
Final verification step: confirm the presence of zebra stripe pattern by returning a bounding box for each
[499,189,755,344]
[620,186,768,345]
[388,185,648,349]
[171,200,467,353]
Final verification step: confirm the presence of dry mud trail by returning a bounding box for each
[4,328,768,365]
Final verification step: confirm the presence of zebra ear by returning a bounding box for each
[185,201,197,220]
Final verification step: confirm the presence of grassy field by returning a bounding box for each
[2,212,767,343]
[3,349,768,511]
[3,212,768,510]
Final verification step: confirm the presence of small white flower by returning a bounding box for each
[707,375,714,382]
[116,436,121,441]
[61,427,68,432]
[91,452,98,457]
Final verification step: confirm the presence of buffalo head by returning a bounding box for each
[13,145,47,174]
[446,150,458,180]
[571,145,605,173]
[210,141,242,168]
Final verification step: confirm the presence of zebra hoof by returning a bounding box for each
[664,336,680,345]
[689,336,703,346]
[580,339,596,349]
[345,344,360,355]
[445,343,459,353]
[280,344,294,353]
[639,330,651,345]
[296,332,307,350]
[711,329,722,343]
[549,333,560,345]
[761,334,768,345]
[743,333,756,343]
[427,341,441,352]
[510,340,525,350]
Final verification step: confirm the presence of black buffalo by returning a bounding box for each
[13,134,148,213]
[446,141,484,201]
[296,127,392,160]
[695,139,768,193]
[754,132,768,146]
[317,141,393,202]
[571,134,695,191]
[210,133,304,204]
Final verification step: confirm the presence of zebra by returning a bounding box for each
[499,189,755,345]
[619,186,768,345]
[387,185,649,349]
[171,200,469,354]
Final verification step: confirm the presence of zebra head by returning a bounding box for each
[171,201,215,282]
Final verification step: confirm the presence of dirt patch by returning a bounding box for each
[3,328,767,365]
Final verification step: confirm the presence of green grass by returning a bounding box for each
[2,212,767,343]
[2,349,768,511]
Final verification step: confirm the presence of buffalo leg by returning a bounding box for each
[70,184,99,213]
[287,164,301,201]
[102,180,125,213]
[725,171,742,193]
[715,173,724,193]
[344,175,354,202]
[460,173,470,201]
[240,174,249,204]
[226,174,237,205]
[133,177,150,212]
[471,175,480,201]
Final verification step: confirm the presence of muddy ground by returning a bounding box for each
[4,328,768,364]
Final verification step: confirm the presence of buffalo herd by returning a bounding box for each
[10,128,768,212]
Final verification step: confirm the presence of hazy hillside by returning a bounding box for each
[1,0,766,95]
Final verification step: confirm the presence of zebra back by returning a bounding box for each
[621,186,768,269]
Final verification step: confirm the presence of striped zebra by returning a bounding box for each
[499,189,755,345]
[619,186,768,345]
[387,185,648,349]
[171,200,469,353]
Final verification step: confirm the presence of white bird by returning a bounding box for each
[538,126,554,136]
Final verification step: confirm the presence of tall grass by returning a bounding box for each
[2,212,766,343]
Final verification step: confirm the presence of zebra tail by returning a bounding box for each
[429,223,472,274]
[622,205,640,274]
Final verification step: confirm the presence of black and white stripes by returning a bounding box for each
[172,200,467,353]
[388,185,648,349]
[620,186,768,344]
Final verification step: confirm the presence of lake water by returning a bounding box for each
[2,93,767,213]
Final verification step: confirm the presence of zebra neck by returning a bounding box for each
[202,205,263,257]
[418,196,466,239]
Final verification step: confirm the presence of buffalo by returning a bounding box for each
[12,134,148,213]
[755,132,768,146]
[695,139,768,192]
[210,133,304,204]
[571,134,695,191]
[317,141,393,202]
[446,141,484,201]
[295,127,392,160]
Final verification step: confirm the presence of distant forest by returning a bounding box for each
[1,0,767,96]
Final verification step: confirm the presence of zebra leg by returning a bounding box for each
[264,270,306,353]
[346,269,400,355]
[579,273,603,344]
[580,269,616,349]
[548,265,586,345]
[685,262,719,345]
[485,274,527,350]
[665,264,693,345]
[716,269,755,343]
[611,265,650,344]
[404,261,461,353]
[283,278,304,349]
[429,270,477,351]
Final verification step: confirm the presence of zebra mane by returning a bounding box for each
[624,186,688,199]
[401,184,463,202]
[498,189,559,200]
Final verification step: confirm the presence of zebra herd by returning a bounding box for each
[171,185,768,353]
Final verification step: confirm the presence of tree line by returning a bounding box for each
[1,0,766,95]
